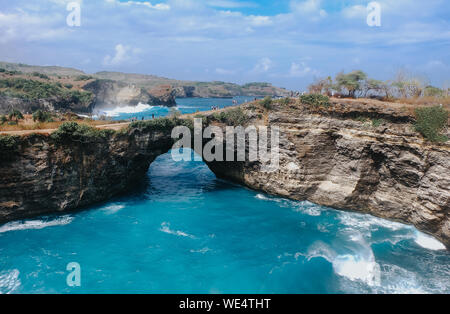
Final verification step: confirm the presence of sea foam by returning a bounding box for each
[160,222,195,239]
[103,103,154,117]
[0,270,21,294]
[0,216,74,233]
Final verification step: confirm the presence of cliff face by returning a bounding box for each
[204,100,450,248]
[0,129,174,222]
[0,99,448,248]
[83,80,176,108]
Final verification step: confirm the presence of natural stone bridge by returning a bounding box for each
[0,99,449,248]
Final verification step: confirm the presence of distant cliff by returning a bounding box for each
[0,71,176,115]
[0,62,290,113]
[83,80,176,108]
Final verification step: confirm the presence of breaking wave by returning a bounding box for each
[414,231,446,251]
[102,103,154,117]
[0,216,74,233]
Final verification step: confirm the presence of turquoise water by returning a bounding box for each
[0,150,449,294]
[100,96,260,121]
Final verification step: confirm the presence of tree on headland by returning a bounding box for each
[335,70,367,98]
[308,76,333,96]
[32,110,53,123]
[8,109,24,124]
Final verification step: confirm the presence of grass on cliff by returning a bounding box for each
[300,94,331,108]
[208,107,251,126]
[128,117,194,132]
[414,106,449,143]
[51,122,116,143]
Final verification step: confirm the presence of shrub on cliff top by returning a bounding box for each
[8,109,24,123]
[260,96,273,110]
[210,107,250,126]
[129,117,193,132]
[51,122,115,143]
[0,135,20,161]
[414,106,449,143]
[32,110,53,123]
[0,135,19,150]
[300,94,331,108]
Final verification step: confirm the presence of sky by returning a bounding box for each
[0,0,449,90]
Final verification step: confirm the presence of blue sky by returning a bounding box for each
[0,0,449,90]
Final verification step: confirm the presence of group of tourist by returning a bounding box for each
[130,114,155,122]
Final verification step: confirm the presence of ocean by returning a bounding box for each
[0,98,448,294]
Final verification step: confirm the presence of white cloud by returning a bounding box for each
[342,5,366,19]
[103,44,141,66]
[290,0,327,19]
[105,0,170,10]
[289,62,318,77]
[253,57,273,73]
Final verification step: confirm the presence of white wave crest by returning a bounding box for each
[0,216,74,233]
[307,237,381,287]
[160,222,195,239]
[338,211,408,232]
[294,201,322,216]
[103,103,154,117]
[414,231,446,251]
[0,270,21,294]
[101,204,125,214]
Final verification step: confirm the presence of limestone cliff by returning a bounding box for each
[83,80,176,108]
[0,99,448,249]
[204,100,450,249]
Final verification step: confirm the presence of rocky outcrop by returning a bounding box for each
[0,129,174,222]
[204,100,450,249]
[83,80,176,108]
[0,99,448,248]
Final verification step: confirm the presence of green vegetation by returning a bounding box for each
[0,134,20,160]
[308,70,449,100]
[51,122,115,143]
[32,110,53,123]
[277,97,291,106]
[0,68,22,76]
[371,118,385,127]
[129,117,194,132]
[64,84,73,89]
[31,72,50,80]
[300,94,331,108]
[8,109,24,123]
[260,96,273,109]
[414,106,449,142]
[335,71,367,98]
[211,107,250,126]
[0,134,19,149]
[74,75,93,81]
[0,115,7,125]
[424,86,444,97]
[0,78,93,106]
